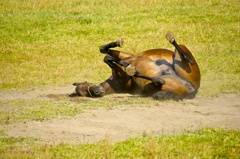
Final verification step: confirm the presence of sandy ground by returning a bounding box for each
[0,86,240,144]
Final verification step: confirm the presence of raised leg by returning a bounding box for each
[101,39,165,86]
[100,39,124,54]
[103,55,129,68]
[103,55,165,85]
[104,55,165,85]
[99,39,134,59]
[165,32,201,90]
[166,32,194,65]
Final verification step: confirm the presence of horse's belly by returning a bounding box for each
[133,59,172,77]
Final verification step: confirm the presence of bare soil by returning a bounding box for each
[1,86,240,144]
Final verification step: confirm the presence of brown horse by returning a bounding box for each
[72,32,200,100]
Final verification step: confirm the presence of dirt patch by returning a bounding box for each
[1,87,240,144]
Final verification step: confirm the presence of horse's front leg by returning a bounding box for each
[99,39,134,59]
[103,55,165,86]
[100,39,123,53]
[103,55,129,68]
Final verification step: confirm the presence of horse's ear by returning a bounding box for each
[73,82,79,86]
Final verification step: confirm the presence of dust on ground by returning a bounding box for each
[0,86,240,144]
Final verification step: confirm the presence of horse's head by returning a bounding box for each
[72,82,105,97]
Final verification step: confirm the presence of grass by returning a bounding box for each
[0,0,239,96]
[0,0,240,158]
[0,98,83,124]
[0,128,239,158]
[0,95,166,124]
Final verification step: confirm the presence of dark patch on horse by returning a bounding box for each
[155,59,172,67]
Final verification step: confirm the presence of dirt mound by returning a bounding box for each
[1,87,240,144]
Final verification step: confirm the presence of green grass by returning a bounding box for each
[0,128,239,158]
[0,0,239,96]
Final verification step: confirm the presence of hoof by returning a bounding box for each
[126,64,136,76]
[116,39,124,47]
[165,32,175,44]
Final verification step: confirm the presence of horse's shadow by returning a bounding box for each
[46,93,81,102]
[46,93,143,102]
[46,93,107,102]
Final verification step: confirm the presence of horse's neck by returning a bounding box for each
[100,81,115,95]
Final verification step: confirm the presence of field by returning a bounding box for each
[0,0,240,158]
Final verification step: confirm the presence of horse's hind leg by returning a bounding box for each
[166,32,195,65]
[151,74,197,101]
[165,32,201,90]
[153,89,197,101]
[99,39,134,59]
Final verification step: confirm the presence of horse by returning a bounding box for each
[71,32,201,101]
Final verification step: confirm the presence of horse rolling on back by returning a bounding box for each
[72,32,201,101]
